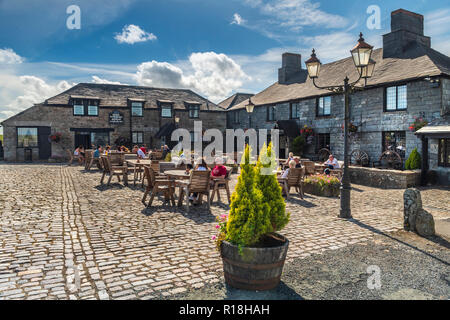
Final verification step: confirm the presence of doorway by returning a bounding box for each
[74,132,91,149]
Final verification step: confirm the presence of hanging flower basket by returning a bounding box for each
[48,132,62,143]
[409,117,428,132]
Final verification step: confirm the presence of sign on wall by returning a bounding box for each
[109,111,124,124]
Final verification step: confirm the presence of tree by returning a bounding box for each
[256,142,290,231]
[226,144,272,248]
[405,148,421,170]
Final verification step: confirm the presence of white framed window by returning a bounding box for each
[317,96,331,116]
[131,102,143,116]
[161,104,172,118]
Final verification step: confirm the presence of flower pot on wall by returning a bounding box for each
[220,234,289,291]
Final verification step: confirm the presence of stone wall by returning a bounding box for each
[349,166,421,189]
[442,78,450,116]
[2,104,226,161]
[228,78,443,164]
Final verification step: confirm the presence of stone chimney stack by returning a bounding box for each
[383,9,431,58]
[278,53,303,84]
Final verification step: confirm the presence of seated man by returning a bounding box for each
[294,157,302,168]
[324,154,339,175]
[137,146,147,159]
[93,145,102,158]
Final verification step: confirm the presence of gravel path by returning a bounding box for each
[169,230,450,300]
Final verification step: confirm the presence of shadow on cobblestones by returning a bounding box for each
[350,218,450,266]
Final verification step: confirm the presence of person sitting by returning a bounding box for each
[324,154,339,175]
[294,156,302,168]
[284,152,294,167]
[211,157,227,179]
[132,145,139,154]
[74,146,84,164]
[104,145,111,155]
[93,145,102,159]
[162,145,171,160]
[281,160,296,179]
[140,144,147,154]
[194,158,209,171]
[136,145,147,159]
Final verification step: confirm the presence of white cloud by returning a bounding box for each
[0,48,24,64]
[91,75,124,85]
[239,0,348,40]
[0,74,73,122]
[114,24,157,44]
[425,8,450,55]
[135,52,250,102]
[231,13,246,25]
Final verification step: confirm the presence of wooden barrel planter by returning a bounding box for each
[220,234,289,291]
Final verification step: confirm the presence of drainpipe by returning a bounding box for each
[420,135,428,186]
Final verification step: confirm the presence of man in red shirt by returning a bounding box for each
[211,157,227,178]
[139,144,147,155]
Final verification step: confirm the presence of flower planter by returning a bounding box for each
[220,233,289,291]
[303,182,340,197]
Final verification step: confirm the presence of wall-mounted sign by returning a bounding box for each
[109,111,124,124]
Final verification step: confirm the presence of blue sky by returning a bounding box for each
[0,0,449,129]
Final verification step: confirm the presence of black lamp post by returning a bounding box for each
[245,97,255,128]
[305,32,375,219]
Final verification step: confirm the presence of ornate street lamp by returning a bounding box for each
[245,97,255,128]
[305,32,375,219]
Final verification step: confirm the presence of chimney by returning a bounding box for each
[278,53,304,84]
[383,9,431,58]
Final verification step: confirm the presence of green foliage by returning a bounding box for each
[405,148,421,170]
[226,145,272,248]
[256,142,290,231]
[303,174,340,192]
[291,135,305,156]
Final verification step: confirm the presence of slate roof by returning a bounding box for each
[218,93,254,110]
[230,45,450,111]
[45,83,225,111]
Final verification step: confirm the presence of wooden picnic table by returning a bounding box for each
[126,159,152,186]
[165,170,191,180]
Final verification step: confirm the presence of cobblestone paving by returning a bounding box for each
[0,164,448,300]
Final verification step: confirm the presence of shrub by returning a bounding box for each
[225,145,272,248]
[291,135,305,156]
[256,142,290,231]
[303,174,341,197]
[405,148,421,170]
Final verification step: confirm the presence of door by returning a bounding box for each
[38,127,52,160]
[74,133,91,149]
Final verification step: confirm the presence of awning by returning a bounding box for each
[275,120,300,138]
[415,117,450,138]
[155,122,176,138]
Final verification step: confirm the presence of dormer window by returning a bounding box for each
[161,104,173,118]
[131,101,143,117]
[188,104,200,118]
[72,98,99,116]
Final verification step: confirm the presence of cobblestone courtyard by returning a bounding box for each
[0,164,448,300]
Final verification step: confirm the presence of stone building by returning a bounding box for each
[227,9,450,184]
[1,83,226,161]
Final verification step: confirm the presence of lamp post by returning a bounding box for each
[245,97,255,128]
[305,32,375,219]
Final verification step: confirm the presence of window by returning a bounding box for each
[161,104,172,118]
[188,105,200,118]
[438,139,450,167]
[385,85,407,111]
[17,127,38,147]
[73,99,85,115]
[132,132,144,144]
[233,111,240,124]
[290,102,300,119]
[316,133,330,153]
[87,100,98,116]
[131,102,143,117]
[382,131,406,158]
[73,98,99,116]
[267,106,276,121]
[317,96,331,117]
[90,132,109,147]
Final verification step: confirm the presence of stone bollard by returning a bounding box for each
[403,188,435,237]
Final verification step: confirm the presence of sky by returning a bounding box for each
[0,0,449,132]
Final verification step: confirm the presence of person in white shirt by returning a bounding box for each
[324,154,339,175]
[137,147,147,159]
[281,160,296,179]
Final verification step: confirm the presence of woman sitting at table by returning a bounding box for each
[284,152,294,167]
[74,146,84,164]
[194,158,209,171]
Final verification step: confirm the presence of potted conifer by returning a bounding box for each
[213,143,290,290]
